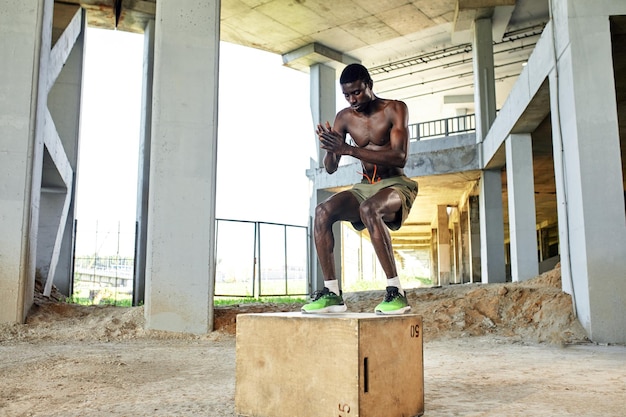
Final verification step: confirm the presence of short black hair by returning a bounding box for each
[340,63,373,86]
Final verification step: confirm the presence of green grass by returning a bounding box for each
[66,294,133,307]
[214,296,306,306]
[66,293,305,307]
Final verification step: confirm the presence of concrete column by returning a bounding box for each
[134,18,155,306]
[468,195,481,282]
[460,207,471,283]
[309,63,337,292]
[472,18,497,142]
[548,0,626,343]
[430,229,438,285]
[505,133,539,282]
[539,228,550,262]
[437,206,451,286]
[145,0,220,333]
[479,170,506,283]
[453,221,462,283]
[0,0,53,322]
[309,64,336,168]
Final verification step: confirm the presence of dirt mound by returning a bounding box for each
[344,263,587,344]
[0,301,147,343]
[0,263,588,345]
[214,303,301,334]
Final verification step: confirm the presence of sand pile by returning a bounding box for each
[0,302,147,343]
[0,263,588,345]
[345,264,588,343]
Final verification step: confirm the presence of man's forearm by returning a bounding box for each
[324,152,340,174]
[345,145,406,168]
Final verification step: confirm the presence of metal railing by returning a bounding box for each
[214,219,309,298]
[73,219,309,302]
[73,255,134,304]
[409,113,476,141]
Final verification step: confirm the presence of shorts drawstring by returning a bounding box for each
[358,164,381,184]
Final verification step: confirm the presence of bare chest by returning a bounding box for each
[346,114,391,147]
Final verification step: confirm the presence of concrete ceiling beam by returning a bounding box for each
[282,42,359,73]
[452,0,515,43]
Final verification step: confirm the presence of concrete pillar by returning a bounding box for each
[472,18,497,142]
[468,195,481,282]
[539,227,550,262]
[134,18,155,306]
[460,207,471,283]
[0,0,54,322]
[479,170,506,283]
[309,64,337,293]
[309,64,336,168]
[453,221,462,283]
[437,206,451,286]
[144,0,220,333]
[430,229,438,285]
[505,133,539,282]
[473,16,504,285]
[548,0,626,343]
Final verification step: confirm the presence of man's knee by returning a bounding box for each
[358,200,379,223]
[315,201,333,225]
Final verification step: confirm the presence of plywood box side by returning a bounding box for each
[358,316,424,417]
[235,314,361,417]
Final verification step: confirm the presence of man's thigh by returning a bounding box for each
[320,190,362,223]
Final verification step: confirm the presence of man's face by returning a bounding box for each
[341,80,374,112]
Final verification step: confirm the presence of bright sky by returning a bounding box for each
[76,28,316,255]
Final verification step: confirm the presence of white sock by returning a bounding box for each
[387,277,404,295]
[325,279,340,295]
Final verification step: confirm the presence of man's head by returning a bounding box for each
[340,63,373,88]
[340,64,375,112]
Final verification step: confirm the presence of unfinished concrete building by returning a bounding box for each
[1,0,624,343]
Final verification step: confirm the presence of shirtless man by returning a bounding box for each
[302,63,418,315]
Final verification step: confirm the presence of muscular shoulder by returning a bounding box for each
[333,107,355,132]
[382,99,408,114]
[335,107,355,122]
[382,99,408,125]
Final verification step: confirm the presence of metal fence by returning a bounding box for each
[72,220,136,305]
[214,219,309,298]
[409,113,476,141]
[73,219,309,302]
[73,255,134,305]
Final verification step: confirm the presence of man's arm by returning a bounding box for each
[317,121,344,174]
[318,101,409,168]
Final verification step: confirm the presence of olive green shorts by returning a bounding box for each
[349,175,418,231]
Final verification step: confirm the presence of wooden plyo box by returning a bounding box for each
[235,312,424,417]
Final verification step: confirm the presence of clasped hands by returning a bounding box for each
[317,122,349,154]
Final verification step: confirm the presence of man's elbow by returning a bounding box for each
[323,160,337,174]
[394,151,407,167]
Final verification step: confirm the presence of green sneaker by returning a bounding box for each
[301,287,347,313]
[375,286,411,315]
